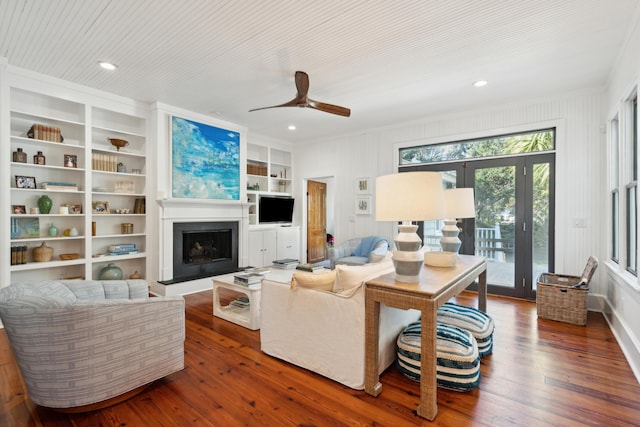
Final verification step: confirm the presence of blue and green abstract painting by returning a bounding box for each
[171,116,240,200]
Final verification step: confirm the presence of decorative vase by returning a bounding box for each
[69,226,79,237]
[130,270,142,279]
[37,195,52,214]
[99,263,123,280]
[13,148,27,163]
[48,223,58,236]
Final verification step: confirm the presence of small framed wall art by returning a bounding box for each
[355,196,372,215]
[356,177,371,195]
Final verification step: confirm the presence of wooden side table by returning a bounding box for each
[364,254,487,421]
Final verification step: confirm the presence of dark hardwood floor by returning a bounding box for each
[1,289,639,426]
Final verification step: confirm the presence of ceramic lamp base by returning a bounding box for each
[440,219,462,253]
[393,224,423,282]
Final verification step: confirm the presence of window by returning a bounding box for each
[399,128,555,166]
[611,116,619,263]
[626,95,638,275]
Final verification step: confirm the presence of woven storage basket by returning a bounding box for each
[536,273,588,325]
[536,256,598,326]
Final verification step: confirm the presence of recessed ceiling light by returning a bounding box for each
[473,80,488,87]
[288,125,296,131]
[98,61,118,71]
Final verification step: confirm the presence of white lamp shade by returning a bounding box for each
[443,188,476,219]
[375,172,444,221]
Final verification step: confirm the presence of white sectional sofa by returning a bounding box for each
[260,256,420,389]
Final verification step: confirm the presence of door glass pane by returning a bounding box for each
[475,166,516,288]
[532,163,550,290]
[422,170,456,251]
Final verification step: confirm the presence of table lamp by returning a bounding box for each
[440,188,476,253]
[376,172,444,282]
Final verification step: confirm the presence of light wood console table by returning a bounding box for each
[364,254,487,421]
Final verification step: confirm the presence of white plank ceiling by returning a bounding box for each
[0,0,638,143]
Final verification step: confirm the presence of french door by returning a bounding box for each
[413,153,554,299]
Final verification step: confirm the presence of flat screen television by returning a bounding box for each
[259,196,294,224]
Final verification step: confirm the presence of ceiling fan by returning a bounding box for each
[249,71,351,117]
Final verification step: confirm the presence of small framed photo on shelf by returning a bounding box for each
[92,201,110,214]
[15,175,36,189]
[12,205,26,214]
[64,154,78,168]
[355,177,371,195]
[355,196,372,215]
[68,204,82,214]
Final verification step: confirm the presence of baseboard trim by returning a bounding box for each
[589,294,640,384]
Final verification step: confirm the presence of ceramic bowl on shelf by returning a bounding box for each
[108,138,129,151]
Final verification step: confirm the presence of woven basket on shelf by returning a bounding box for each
[33,242,53,262]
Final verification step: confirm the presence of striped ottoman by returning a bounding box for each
[396,321,481,392]
[437,302,494,358]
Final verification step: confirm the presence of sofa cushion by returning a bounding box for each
[396,321,481,392]
[0,281,77,304]
[64,280,106,300]
[334,256,394,294]
[291,270,337,291]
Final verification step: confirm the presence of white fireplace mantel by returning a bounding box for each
[151,198,250,296]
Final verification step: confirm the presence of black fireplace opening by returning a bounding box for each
[167,221,239,284]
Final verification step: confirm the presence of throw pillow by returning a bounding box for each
[290,270,336,291]
[334,255,394,294]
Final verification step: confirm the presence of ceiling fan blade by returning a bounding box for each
[307,99,351,117]
[248,97,299,112]
[294,71,310,99]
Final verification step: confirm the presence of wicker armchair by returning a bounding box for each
[0,279,185,411]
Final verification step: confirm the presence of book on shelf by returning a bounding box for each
[41,182,78,191]
[109,243,137,253]
[296,263,325,272]
[107,249,138,256]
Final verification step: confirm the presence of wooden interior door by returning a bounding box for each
[307,180,327,263]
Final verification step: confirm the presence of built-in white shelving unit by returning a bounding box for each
[246,143,293,226]
[6,82,149,284]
